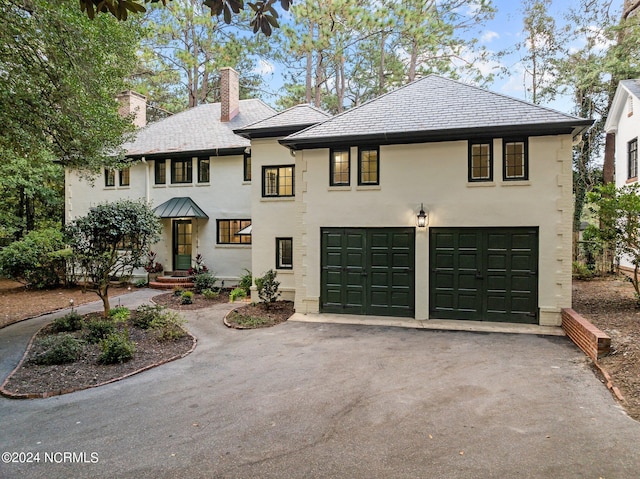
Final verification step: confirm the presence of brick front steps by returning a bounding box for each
[149,275,194,290]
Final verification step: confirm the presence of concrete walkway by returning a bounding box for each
[1,291,640,478]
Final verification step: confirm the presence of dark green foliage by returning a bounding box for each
[0,228,67,289]
[84,320,117,344]
[238,269,252,295]
[98,332,136,364]
[134,304,166,329]
[149,310,186,342]
[51,311,84,333]
[180,291,194,305]
[255,269,280,309]
[108,306,131,322]
[135,278,148,288]
[32,335,84,365]
[193,272,217,294]
[173,287,184,297]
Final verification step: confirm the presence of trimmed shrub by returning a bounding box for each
[193,272,217,294]
[150,310,187,342]
[84,320,116,344]
[202,288,219,300]
[230,287,247,302]
[180,290,194,305]
[98,332,135,364]
[238,269,252,295]
[134,304,166,329]
[134,278,148,288]
[51,311,83,333]
[32,334,84,365]
[108,306,131,322]
[255,269,280,309]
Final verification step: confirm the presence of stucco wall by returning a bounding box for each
[65,155,252,283]
[292,135,573,326]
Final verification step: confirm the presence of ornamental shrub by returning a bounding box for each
[202,288,219,300]
[98,332,135,364]
[84,319,117,344]
[230,287,247,302]
[32,334,84,365]
[255,269,280,309]
[51,311,83,333]
[108,306,131,322]
[134,304,166,329]
[238,269,252,295]
[193,271,217,294]
[149,310,186,342]
[180,290,194,305]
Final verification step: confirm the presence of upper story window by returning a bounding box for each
[358,147,379,185]
[330,149,350,186]
[198,157,210,183]
[119,167,130,186]
[468,141,493,182]
[276,237,293,269]
[263,165,294,197]
[105,169,115,187]
[155,159,166,185]
[217,219,251,244]
[629,138,638,179]
[172,158,192,184]
[243,152,251,182]
[503,139,528,181]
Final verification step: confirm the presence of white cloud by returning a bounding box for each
[254,59,275,76]
[480,31,499,43]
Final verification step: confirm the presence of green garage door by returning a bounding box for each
[430,227,538,324]
[321,228,415,318]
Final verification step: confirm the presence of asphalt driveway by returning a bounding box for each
[1,293,640,479]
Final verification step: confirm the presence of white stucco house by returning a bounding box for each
[604,79,640,272]
[65,68,275,284]
[240,75,591,326]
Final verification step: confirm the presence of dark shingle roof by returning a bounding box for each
[621,79,640,99]
[281,75,592,149]
[234,104,331,139]
[124,99,275,158]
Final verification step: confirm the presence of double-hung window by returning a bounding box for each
[172,158,192,184]
[276,238,293,269]
[217,219,251,244]
[198,157,210,183]
[330,149,350,186]
[358,147,379,185]
[468,141,493,182]
[119,167,130,186]
[629,138,638,180]
[263,165,294,197]
[105,169,115,187]
[243,152,251,182]
[155,159,166,185]
[503,139,528,181]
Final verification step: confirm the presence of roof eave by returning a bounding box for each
[234,123,321,139]
[280,121,595,150]
[127,147,247,160]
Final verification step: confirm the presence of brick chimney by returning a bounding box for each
[220,67,240,122]
[117,91,147,128]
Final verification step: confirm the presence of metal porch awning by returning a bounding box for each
[153,197,209,219]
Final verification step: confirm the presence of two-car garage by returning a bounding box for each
[320,227,539,324]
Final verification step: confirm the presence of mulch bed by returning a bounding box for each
[225,301,293,329]
[572,276,640,421]
[152,290,231,310]
[1,312,195,398]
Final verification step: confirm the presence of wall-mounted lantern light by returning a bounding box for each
[417,203,428,228]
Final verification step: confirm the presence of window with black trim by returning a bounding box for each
[105,169,115,187]
[358,147,379,185]
[276,238,293,269]
[330,149,350,186]
[217,219,251,244]
[119,167,130,186]
[198,157,210,183]
[503,139,528,181]
[263,165,294,197]
[155,159,166,185]
[468,141,493,182]
[172,158,192,184]
[628,138,638,179]
[243,152,251,182]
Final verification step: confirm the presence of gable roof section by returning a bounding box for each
[234,104,331,139]
[124,99,275,159]
[604,79,640,133]
[281,75,592,149]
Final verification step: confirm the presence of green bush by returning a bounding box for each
[134,304,166,329]
[572,261,594,280]
[180,290,194,305]
[202,288,219,300]
[230,287,247,302]
[150,310,187,341]
[98,332,136,364]
[173,287,184,297]
[134,278,148,288]
[255,269,280,309]
[51,311,83,333]
[0,228,67,289]
[238,269,252,295]
[84,319,117,344]
[108,306,131,322]
[32,334,84,365]
[193,272,217,293]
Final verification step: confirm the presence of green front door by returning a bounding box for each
[321,228,415,318]
[429,227,538,323]
[173,220,192,271]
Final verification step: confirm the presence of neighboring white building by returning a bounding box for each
[604,79,640,271]
[65,68,275,284]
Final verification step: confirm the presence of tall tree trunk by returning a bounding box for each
[603,132,616,184]
[408,39,418,82]
[305,22,314,104]
[378,31,386,95]
[314,51,324,108]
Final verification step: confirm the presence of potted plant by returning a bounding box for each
[144,250,163,281]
